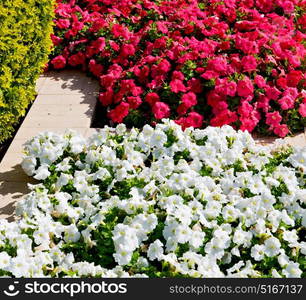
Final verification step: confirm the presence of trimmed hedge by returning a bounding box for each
[0,0,54,143]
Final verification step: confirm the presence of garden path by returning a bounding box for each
[0,71,305,221]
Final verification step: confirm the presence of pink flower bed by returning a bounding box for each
[50,0,306,137]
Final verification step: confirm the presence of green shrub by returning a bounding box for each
[0,0,54,143]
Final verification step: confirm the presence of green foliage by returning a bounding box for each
[0,0,54,143]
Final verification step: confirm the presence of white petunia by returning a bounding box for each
[264,237,281,257]
[147,240,164,261]
[34,164,51,180]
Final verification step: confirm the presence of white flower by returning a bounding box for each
[147,240,164,261]
[264,237,281,257]
[21,156,37,176]
[233,228,252,248]
[34,164,51,180]
[113,249,133,266]
[64,225,81,243]
[136,257,149,268]
[150,130,167,148]
[33,230,50,246]
[282,262,302,278]
[70,135,86,154]
[251,245,265,261]
[166,237,178,252]
[175,224,192,244]
[287,150,306,172]
[189,230,205,248]
[0,252,11,270]
[282,230,299,247]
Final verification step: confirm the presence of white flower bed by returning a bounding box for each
[1,120,306,278]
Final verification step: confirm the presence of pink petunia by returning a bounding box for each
[237,77,254,98]
[265,111,282,127]
[51,55,66,69]
[241,55,257,72]
[152,102,170,119]
[182,92,197,108]
[273,124,289,138]
[298,103,306,117]
[145,93,160,106]
[108,102,130,123]
[170,79,187,93]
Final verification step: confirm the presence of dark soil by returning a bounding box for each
[91,100,113,128]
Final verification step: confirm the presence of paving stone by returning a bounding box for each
[253,132,306,148]
[38,70,99,95]
[4,139,26,154]
[34,94,97,107]
[27,104,95,119]
[21,116,92,128]
[0,163,37,183]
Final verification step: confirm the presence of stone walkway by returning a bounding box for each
[0,71,305,221]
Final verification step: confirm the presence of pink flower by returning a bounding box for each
[99,89,114,106]
[182,92,197,108]
[187,78,203,93]
[156,21,168,34]
[127,96,142,109]
[215,78,237,97]
[56,19,70,29]
[89,59,103,77]
[298,103,306,117]
[278,95,295,110]
[51,34,62,46]
[201,70,219,80]
[266,111,282,127]
[111,24,130,39]
[185,112,203,128]
[208,57,228,73]
[241,55,257,72]
[152,102,170,119]
[287,70,303,87]
[120,44,136,57]
[100,74,116,88]
[175,112,203,130]
[254,75,267,89]
[145,93,160,106]
[109,40,120,51]
[92,37,106,52]
[172,71,185,81]
[210,110,238,127]
[238,100,253,117]
[51,55,66,69]
[157,59,171,74]
[265,86,281,101]
[170,79,187,93]
[68,52,86,66]
[282,1,295,14]
[273,124,289,137]
[237,77,254,97]
[240,117,259,132]
[108,102,130,123]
